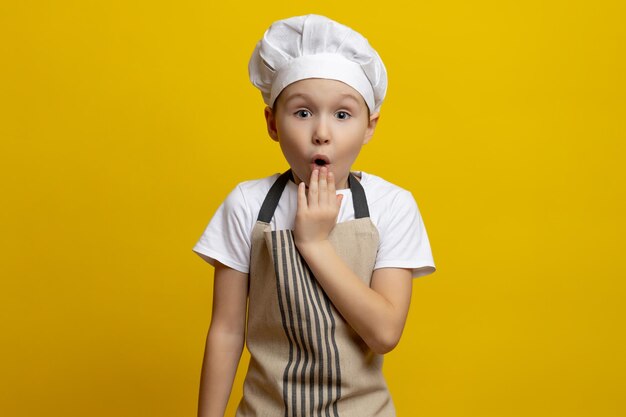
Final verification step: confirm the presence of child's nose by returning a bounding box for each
[312,118,331,144]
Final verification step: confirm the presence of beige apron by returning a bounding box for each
[236,170,395,417]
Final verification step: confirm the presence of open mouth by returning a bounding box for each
[312,155,330,167]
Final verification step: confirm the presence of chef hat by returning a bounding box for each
[248,14,388,113]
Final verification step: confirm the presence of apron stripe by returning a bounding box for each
[278,230,341,417]
[291,232,327,417]
[278,231,304,416]
[276,230,310,416]
[285,230,317,416]
[305,264,337,417]
[273,229,342,417]
[271,231,294,417]
[282,230,313,415]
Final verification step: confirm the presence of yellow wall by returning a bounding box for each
[1,1,624,416]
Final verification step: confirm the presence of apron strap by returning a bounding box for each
[257,170,293,223]
[256,169,370,222]
[348,172,370,219]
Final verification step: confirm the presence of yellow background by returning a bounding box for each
[1,1,624,416]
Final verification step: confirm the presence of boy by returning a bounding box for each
[194,14,435,417]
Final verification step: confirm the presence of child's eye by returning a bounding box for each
[295,109,312,118]
[335,111,351,120]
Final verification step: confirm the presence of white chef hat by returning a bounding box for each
[248,14,388,113]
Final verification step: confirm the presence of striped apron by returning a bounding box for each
[236,169,395,417]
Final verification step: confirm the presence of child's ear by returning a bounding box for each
[363,112,380,144]
[264,106,279,142]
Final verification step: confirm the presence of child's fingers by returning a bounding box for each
[308,168,319,207]
[327,171,337,206]
[297,180,308,210]
[319,167,329,206]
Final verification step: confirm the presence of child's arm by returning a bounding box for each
[294,167,413,355]
[197,261,248,417]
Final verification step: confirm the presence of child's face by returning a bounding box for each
[264,78,379,190]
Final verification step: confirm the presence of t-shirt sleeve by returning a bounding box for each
[375,190,436,278]
[192,185,252,274]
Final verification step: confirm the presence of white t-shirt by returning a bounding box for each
[193,171,436,278]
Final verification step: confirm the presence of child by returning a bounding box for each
[193,14,435,417]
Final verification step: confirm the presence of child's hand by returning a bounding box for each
[294,166,344,250]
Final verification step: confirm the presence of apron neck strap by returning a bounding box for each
[348,171,370,219]
[257,169,370,223]
[257,170,293,223]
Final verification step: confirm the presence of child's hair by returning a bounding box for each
[248,14,388,114]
